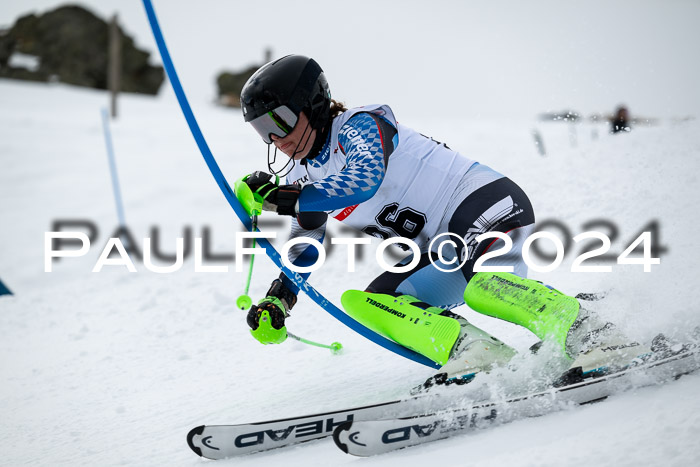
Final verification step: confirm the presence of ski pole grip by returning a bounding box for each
[233,176,263,216]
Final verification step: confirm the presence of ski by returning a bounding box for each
[187,372,495,460]
[186,392,450,459]
[333,345,700,457]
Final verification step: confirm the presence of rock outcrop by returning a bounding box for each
[0,4,164,94]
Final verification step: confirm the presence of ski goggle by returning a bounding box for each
[248,105,299,144]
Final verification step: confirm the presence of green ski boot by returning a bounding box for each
[341,290,460,365]
[464,272,646,370]
[464,272,579,355]
[341,290,516,375]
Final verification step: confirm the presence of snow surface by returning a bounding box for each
[3,0,700,120]
[1,78,700,466]
[7,52,41,72]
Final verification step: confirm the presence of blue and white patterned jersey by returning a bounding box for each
[285,104,477,249]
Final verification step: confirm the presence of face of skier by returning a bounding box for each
[270,111,316,160]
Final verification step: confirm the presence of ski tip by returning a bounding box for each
[332,421,353,454]
[187,425,205,457]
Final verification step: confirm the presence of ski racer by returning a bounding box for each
[236,54,637,381]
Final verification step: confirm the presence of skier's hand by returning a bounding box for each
[243,171,301,217]
[247,297,288,345]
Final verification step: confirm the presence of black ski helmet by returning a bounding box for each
[241,55,331,144]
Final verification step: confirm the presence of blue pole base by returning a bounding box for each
[0,278,12,296]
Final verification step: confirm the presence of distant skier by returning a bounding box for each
[237,55,637,381]
[610,105,631,133]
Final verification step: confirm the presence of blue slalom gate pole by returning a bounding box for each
[0,278,12,296]
[101,107,127,228]
[142,0,439,369]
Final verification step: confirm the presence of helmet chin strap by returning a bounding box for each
[266,115,315,178]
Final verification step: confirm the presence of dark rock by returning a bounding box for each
[216,65,259,107]
[216,49,272,107]
[0,4,164,95]
[0,33,15,68]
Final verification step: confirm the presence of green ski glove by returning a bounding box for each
[241,171,301,217]
[247,296,288,345]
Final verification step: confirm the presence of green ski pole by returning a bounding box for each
[232,175,343,355]
[234,175,263,310]
[236,214,257,310]
[288,332,343,355]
